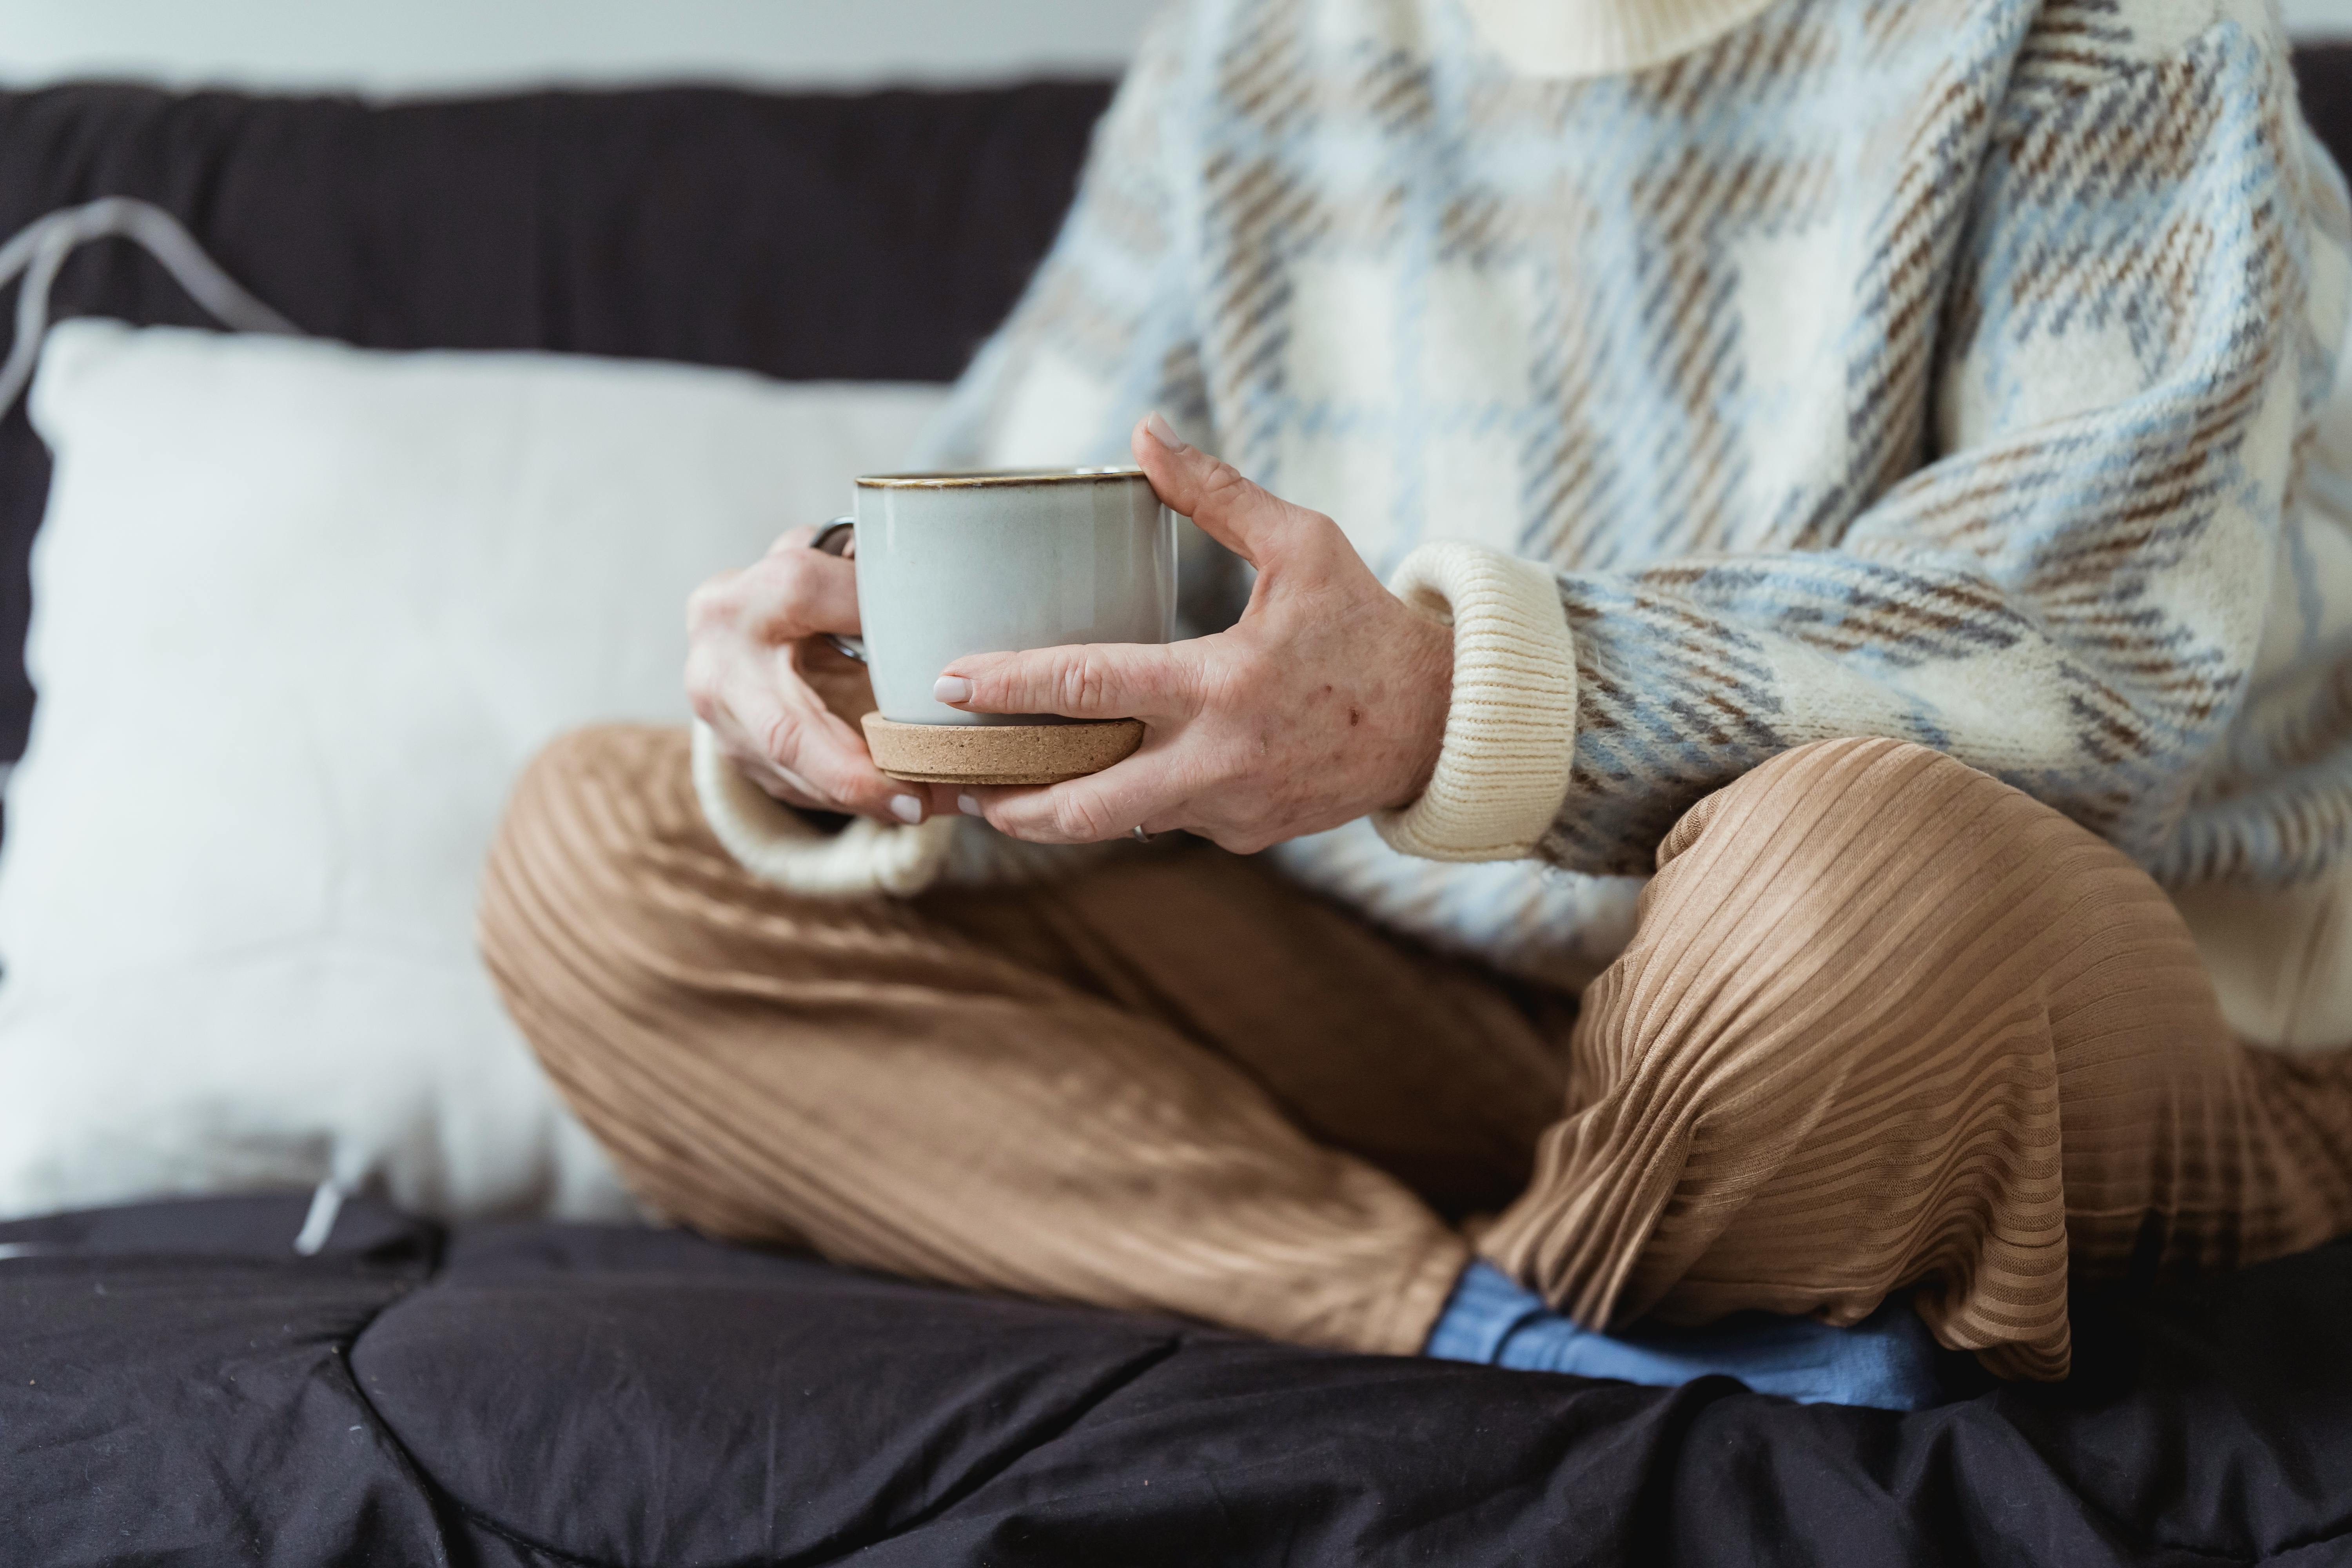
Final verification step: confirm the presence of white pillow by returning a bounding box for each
[0,320,948,1221]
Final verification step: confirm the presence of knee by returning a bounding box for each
[497,724,690,852]
[478,724,696,1027]
[1515,739,2208,1348]
[1658,737,2020,873]
[1628,735,2187,1041]
[1655,738,2112,928]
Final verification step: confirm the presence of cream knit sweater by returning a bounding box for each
[699,0,2352,1034]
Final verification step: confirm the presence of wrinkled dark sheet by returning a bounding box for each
[5,1194,2351,1566]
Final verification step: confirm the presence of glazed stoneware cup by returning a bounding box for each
[817,466,1178,786]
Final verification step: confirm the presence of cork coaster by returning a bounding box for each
[862,713,1144,786]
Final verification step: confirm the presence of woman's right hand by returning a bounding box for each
[685,526,930,825]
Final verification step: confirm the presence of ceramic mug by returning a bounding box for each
[813,466,1179,784]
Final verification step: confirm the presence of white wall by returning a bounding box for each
[0,0,2345,99]
[0,0,1166,96]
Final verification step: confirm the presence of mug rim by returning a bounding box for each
[856,466,1148,490]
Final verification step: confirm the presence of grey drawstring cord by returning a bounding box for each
[292,1179,347,1256]
[0,1180,348,1260]
[0,196,301,417]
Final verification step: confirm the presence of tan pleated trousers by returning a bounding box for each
[479,727,2352,1379]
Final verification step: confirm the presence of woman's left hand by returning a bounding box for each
[933,413,1453,851]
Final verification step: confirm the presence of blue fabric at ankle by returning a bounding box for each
[1423,1261,1948,1411]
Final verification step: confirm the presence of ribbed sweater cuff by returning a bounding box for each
[690,719,958,898]
[1372,543,1578,863]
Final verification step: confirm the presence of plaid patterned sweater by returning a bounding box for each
[700,0,2352,991]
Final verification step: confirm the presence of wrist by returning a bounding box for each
[1392,609,1454,808]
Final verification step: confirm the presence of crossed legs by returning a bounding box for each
[481,728,2352,1377]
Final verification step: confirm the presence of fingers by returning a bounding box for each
[687,541,860,647]
[1131,411,1320,569]
[684,530,922,824]
[959,753,1187,844]
[768,704,922,823]
[702,660,924,825]
[737,755,835,814]
[936,642,1196,721]
[759,545,861,640]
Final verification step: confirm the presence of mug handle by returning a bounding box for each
[809,517,866,664]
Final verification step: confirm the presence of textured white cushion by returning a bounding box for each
[0,320,947,1221]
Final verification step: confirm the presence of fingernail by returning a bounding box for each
[933,675,974,704]
[957,793,982,817]
[1142,410,1189,452]
[889,795,924,824]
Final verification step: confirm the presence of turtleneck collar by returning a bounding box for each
[1459,0,1787,78]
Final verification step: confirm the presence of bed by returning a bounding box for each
[5,57,2352,1567]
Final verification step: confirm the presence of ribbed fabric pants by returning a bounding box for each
[479,728,2352,1379]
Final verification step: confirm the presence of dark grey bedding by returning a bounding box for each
[7,1193,2352,1566]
